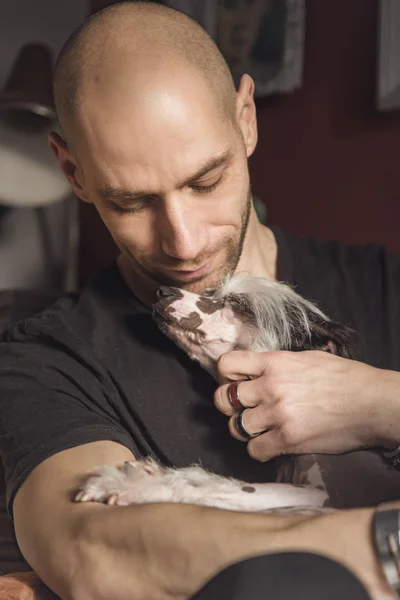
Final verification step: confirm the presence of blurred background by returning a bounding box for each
[1,0,400,294]
[2,0,400,576]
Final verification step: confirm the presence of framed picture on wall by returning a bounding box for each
[164,0,305,98]
[217,0,305,97]
[377,0,400,110]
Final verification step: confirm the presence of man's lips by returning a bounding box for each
[167,261,212,281]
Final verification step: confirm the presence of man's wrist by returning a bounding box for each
[367,368,400,450]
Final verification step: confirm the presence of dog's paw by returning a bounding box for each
[75,458,163,506]
[74,464,131,505]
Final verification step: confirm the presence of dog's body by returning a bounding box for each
[75,457,329,514]
[76,275,355,515]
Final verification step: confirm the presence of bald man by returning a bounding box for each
[1,2,400,600]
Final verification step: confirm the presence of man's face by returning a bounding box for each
[75,74,253,292]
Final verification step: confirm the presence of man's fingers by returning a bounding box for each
[217,350,267,384]
[214,378,263,416]
[216,350,294,461]
[227,413,285,461]
[247,428,287,462]
[228,407,274,441]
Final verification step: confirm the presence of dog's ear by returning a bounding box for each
[307,320,359,359]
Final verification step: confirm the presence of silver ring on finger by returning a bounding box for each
[235,409,264,441]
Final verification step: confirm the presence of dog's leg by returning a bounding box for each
[75,459,329,513]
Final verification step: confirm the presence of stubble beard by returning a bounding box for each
[127,188,252,293]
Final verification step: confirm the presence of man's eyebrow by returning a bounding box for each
[96,149,233,203]
[182,149,233,186]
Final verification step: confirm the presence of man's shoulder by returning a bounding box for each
[272,225,398,284]
[272,226,400,368]
[1,261,139,347]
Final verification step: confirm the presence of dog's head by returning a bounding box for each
[153,274,356,377]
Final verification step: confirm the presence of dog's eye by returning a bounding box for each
[229,294,249,310]
[196,330,207,342]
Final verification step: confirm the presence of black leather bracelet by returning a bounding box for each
[372,508,400,596]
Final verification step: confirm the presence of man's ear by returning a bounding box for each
[48,132,92,203]
[236,74,258,158]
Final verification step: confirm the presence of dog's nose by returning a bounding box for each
[157,286,176,298]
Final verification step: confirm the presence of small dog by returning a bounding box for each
[76,275,355,514]
[153,274,354,377]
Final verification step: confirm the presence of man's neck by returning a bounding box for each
[235,208,278,281]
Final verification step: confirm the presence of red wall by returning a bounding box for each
[81,0,400,284]
[252,0,400,252]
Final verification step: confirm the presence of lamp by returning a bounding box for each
[0,42,71,207]
[0,43,78,290]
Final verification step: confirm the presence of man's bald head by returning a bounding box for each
[53,1,237,150]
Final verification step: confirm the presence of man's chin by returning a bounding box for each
[154,266,229,293]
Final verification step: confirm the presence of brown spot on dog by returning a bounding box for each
[153,305,180,329]
[241,485,256,493]
[196,297,224,314]
[179,311,203,330]
[153,289,182,325]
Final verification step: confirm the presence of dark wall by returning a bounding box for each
[80,0,400,284]
[252,0,400,252]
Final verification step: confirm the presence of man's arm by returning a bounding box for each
[12,440,135,600]
[12,441,394,600]
[78,494,394,600]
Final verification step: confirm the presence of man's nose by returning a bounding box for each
[158,201,206,260]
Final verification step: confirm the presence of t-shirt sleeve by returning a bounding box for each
[0,317,140,521]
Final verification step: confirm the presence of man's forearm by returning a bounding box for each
[74,502,310,600]
[73,501,393,600]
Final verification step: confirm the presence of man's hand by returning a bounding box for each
[214,350,400,461]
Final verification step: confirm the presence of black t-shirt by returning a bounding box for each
[1,226,400,520]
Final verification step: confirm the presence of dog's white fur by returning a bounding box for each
[75,275,348,515]
[75,457,328,514]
